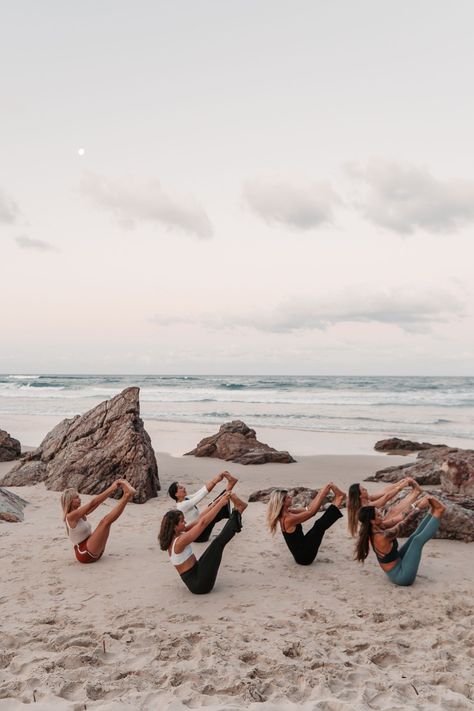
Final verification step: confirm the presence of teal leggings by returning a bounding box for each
[385,514,440,587]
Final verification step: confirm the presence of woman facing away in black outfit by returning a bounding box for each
[159,490,248,594]
[267,482,346,565]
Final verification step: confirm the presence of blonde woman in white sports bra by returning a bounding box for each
[61,479,135,564]
[159,490,247,594]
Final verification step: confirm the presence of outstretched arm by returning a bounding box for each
[204,471,239,508]
[178,473,226,515]
[381,496,429,537]
[178,484,215,515]
[175,493,232,550]
[381,508,420,539]
[66,481,120,525]
[184,500,221,531]
[369,478,411,508]
[383,485,422,526]
[205,471,225,493]
[282,483,332,528]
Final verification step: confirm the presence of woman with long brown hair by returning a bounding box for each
[347,477,422,537]
[355,495,445,586]
[159,490,247,594]
[61,479,135,564]
[267,482,345,565]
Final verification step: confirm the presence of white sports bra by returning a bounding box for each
[169,536,194,565]
[66,516,92,546]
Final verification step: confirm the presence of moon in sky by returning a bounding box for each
[78,147,85,156]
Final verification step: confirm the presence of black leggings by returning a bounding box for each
[194,500,231,542]
[283,504,343,565]
[180,510,242,594]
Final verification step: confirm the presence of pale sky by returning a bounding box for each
[1,0,474,375]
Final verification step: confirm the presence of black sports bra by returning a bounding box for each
[371,536,399,564]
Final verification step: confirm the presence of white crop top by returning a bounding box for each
[169,536,194,565]
[176,485,209,524]
[66,516,92,546]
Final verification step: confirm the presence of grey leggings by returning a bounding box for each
[385,514,440,587]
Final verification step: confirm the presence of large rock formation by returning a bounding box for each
[391,490,474,542]
[185,420,296,465]
[440,456,474,497]
[366,445,460,485]
[366,439,474,541]
[0,487,28,522]
[0,388,159,503]
[0,430,21,461]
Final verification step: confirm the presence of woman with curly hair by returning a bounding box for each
[347,477,423,537]
[61,479,135,564]
[159,490,247,594]
[267,482,345,566]
[355,495,445,586]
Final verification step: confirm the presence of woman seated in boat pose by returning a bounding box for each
[61,479,135,564]
[168,470,237,542]
[347,477,423,537]
[355,495,445,586]
[159,490,248,594]
[267,482,346,566]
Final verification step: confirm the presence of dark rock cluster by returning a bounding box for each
[185,420,296,465]
[0,430,21,462]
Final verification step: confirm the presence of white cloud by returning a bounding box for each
[152,287,465,335]
[0,189,20,224]
[243,179,339,230]
[242,288,465,334]
[349,160,474,234]
[80,172,213,239]
[15,235,57,252]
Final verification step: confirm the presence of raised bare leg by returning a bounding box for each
[229,492,248,514]
[86,488,134,556]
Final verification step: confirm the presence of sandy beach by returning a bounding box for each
[1,421,473,711]
[4,0,474,705]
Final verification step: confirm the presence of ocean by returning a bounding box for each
[0,374,473,446]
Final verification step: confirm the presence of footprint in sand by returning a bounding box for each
[370,651,401,668]
[239,651,259,664]
[282,641,302,658]
[344,643,369,655]
[0,651,15,669]
[167,613,202,623]
[58,681,84,700]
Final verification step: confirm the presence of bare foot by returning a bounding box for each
[121,481,136,496]
[230,493,248,514]
[416,495,430,510]
[222,471,238,490]
[329,484,346,508]
[428,496,446,518]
